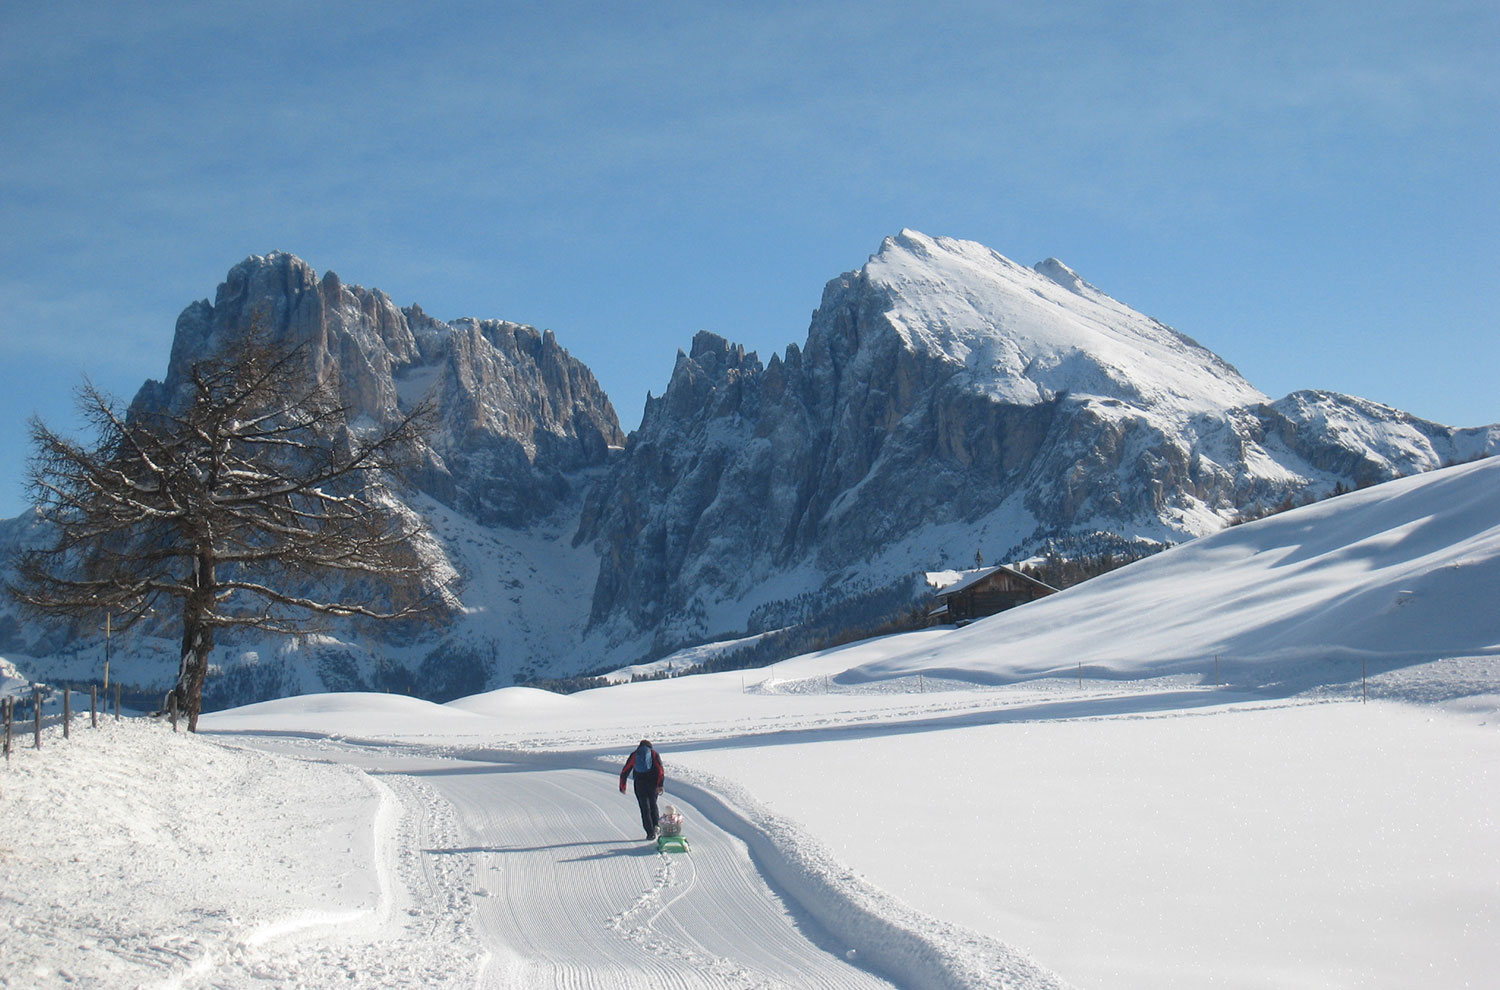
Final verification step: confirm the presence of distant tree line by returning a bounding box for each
[1002,530,1166,590]
[523,674,612,694]
[691,598,933,678]
[1015,550,1152,590]
[520,580,929,693]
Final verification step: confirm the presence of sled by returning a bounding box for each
[656,804,690,853]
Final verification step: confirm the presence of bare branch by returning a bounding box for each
[6,322,443,730]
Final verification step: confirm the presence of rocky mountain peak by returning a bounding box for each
[685,330,760,379]
[878,228,940,260]
[150,252,421,422]
[854,231,1268,415]
[136,252,623,528]
[1032,257,1090,295]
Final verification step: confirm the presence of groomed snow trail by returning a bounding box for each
[252,737,897,989]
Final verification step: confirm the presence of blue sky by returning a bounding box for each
[2,0,1496,519]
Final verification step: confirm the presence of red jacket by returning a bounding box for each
[619,747,664,792]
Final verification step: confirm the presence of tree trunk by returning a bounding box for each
[175,611,214,733]
[173,548,216,732]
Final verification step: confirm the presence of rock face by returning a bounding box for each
[403,311,625,526]
[2,234,1496,703]
[135,252,624,527]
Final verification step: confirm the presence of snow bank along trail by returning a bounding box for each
[0,720,483,989]
[247,736,909,989]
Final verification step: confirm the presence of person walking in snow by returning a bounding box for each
[620,739,664,839]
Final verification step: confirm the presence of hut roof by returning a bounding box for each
[931,564,1059,599]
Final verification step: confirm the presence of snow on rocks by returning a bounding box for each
[863,229,1267,416]
[0,656,28,696]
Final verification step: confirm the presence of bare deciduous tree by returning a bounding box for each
[6,328,438,730]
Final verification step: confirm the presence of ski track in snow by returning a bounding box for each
[238,736,904,989]
[172,752,487,989]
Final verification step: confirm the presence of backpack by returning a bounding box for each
[635,745,654,774]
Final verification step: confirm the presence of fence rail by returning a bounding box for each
[2,682,147,764]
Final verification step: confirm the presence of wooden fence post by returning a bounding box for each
[63,687,71,740]
[34,687,43,749]
[114,683,121,721]
[91,685,99,729]
[4,698,12,763]
[168,693,178,732]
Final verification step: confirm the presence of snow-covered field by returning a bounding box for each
[3,458,1497,988]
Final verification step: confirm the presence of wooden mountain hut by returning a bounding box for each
[928,565,1059,625]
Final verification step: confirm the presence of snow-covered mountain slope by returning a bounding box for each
[841,454,1500,691]
[866,230,1265,414]
[577,231,1498,659]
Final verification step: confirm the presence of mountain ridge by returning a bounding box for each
[576,230,1497,655]
[2,233,1495,704]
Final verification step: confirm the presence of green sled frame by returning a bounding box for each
[656,832,691,853]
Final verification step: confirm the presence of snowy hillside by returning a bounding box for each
[5,459,1496,988]
[843,453,1500,692]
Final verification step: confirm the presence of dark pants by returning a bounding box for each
[633,776,660,836]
